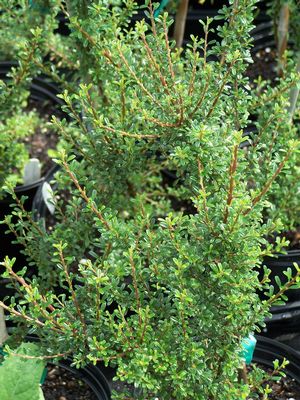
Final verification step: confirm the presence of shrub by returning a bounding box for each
[1,1,300,399]
[243,65,300,232]
[0,0,139,89]
[245,0,300,234]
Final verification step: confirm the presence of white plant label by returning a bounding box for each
[42,182,56,215]
[23,158,41,185]
[0,306,8,346]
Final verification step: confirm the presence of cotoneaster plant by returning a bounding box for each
[243,13,300,243]
[1,1,300,399]
[0,0,139,91]
[0,0,144,199]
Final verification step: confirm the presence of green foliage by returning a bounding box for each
[0,1,300,399]
[0,111,40,195]
[0,0,139,86]
[0,0,140,195]
[244,65,300,230]
[0,1,60,60]
[248,357,289,398]
[0,343,45,400]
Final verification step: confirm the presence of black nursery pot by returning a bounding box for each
[264,299,300,337]
[254,335,300,384]
[259,251,300,336]
[263,250,300,303]
[251,19,294,54]
[44,359,111,400]
[251,20,276,53]
[0,180,43,299]
[22,334,111,399]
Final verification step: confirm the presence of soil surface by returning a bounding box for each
[111,379,135,396]
[43,365,97,400]
[24,97,61,176]
[249,363,300,400]
[280,228,300,251]
[247,47,278,83]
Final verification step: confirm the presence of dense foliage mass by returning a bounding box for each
[0,1,299,399]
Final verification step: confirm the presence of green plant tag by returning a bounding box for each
[154,0,170,17]
[29,0,49,14]
[240,334,257,365]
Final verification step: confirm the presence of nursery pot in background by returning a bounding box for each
[258,248,300,334]
[259,251,300,335]
[250,18,295,80]
[45,358,111,400]
[263,250,300,303]
[22,334,111,399]
[264,299,300,337]
[254,335,300,384]
[251,20,275,53]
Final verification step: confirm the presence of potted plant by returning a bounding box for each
[2,1,300,398]
[0,301,110,399]
[251,335,300,397]
[243,7,300,311]
[0,325,111,399]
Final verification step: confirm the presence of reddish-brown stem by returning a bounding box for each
[0,301,54,330]
[117,45,164,110]
[148,1,158,38]
[244,149,292,215]
[129,248,142,327]
[62,161,111,230]
[267,269,300,305]
[163,15,175,81]
[188,42,198,96]
[57,246,87,336]
[220,0,239,65]
[206,61,235,119]
[224,145,238,223]
[188,74,211,118]
[140,33,170,93]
